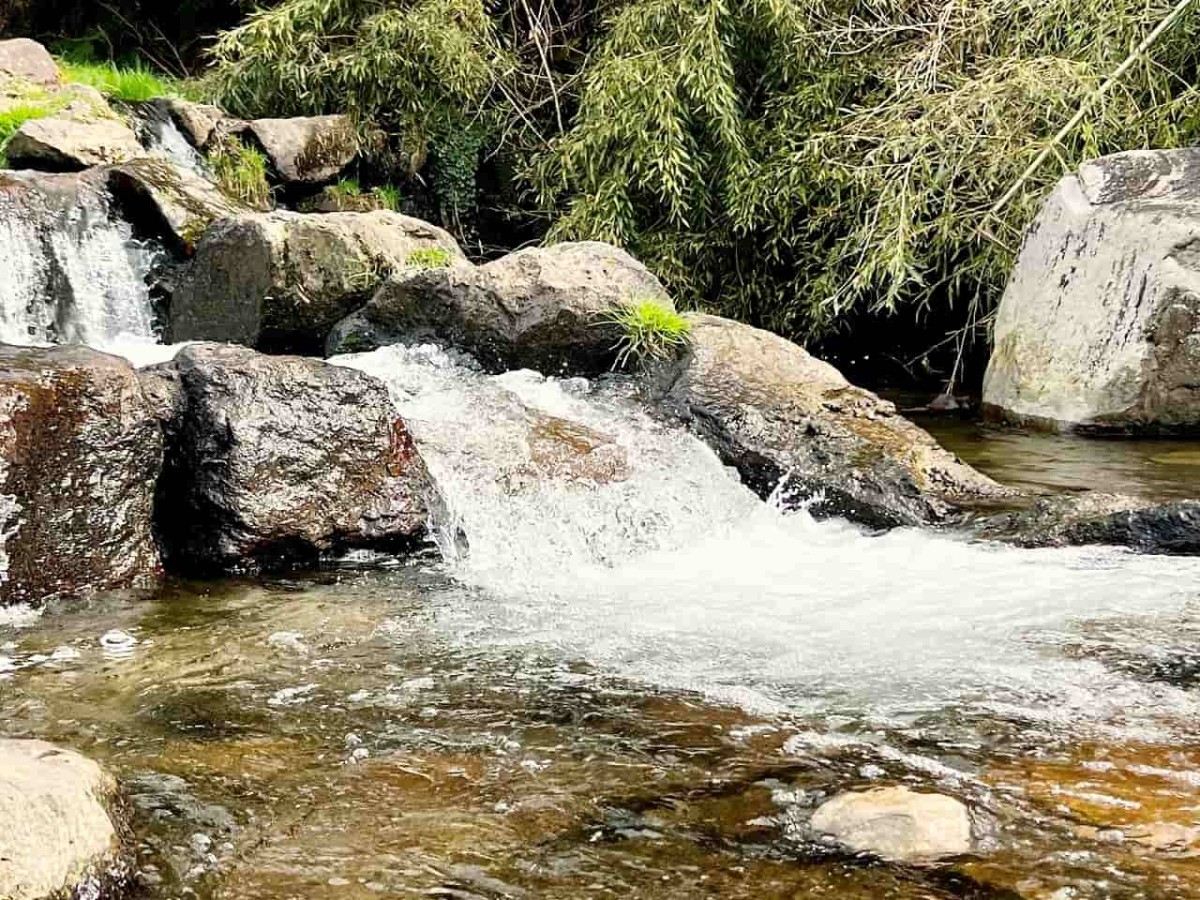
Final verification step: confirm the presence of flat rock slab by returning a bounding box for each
[0,739,130,899]
[0,38,60,87]
[0,344,162,606]
[6,96,144,171]
[810,786,974,862]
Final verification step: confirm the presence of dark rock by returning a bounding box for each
[126,772,237,833]
[147,343,438,573]
[245,115,358,185]
[647,315,1011,528]
[327,241,671,374]
[0,38,60,87]
[169,211,464,354]
[0,344,162,606]
[978,491,1200,555]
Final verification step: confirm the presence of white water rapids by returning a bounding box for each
[341,344,1200,746]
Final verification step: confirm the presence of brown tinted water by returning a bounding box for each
[3,567,1200,899]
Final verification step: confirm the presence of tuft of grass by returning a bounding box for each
[372,184,401,211]
[0,104,59,167]
[405,246,453,269]
[600,297,691,370]
[207,137,272,210]
[330,178,363,198]
[58,58,176,102]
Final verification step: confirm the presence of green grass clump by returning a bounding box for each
[331,178,363,198]
[0,104,58,167]
[601,297,691,369]
[405,246,453,269]
[208,138,272,210]
[58,59,176,102]
[372,184,401,211]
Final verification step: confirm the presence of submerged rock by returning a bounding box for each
[0,738,132,899]
[648,314,1009,528]
[328,241,670,374]
[0,344,161,606]
[244,115,358,185]
[147,343,438,573]
[984,149,1200,433]
[169,211,463,353]
[809,786,974,863]
[6,90,145,171]
[979,491,1200,555]
[0,38,60,87]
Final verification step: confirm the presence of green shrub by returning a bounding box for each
[208,137,272,209]
[601,297,691,369]
[405,246,453,269]
[58,58,177,102]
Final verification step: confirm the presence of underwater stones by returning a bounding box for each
[244,115,358,185]
[0,344,162,606]
[328,241,671,374]
[6,94,145,171]
[648,314,1009,528]
[146,343,437,573]
[979,491,1200,555]
[809,786,974,863]
[108,157,250,254]
[984,149,1200,434]
[0,739,131,899]
[169,211,463,354]
[0,38,60,88]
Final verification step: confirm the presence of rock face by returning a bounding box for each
[649,315,1009,528]
[979,491,1200,555]
[0,38,60,87]
[169,211,463,353]
[0,345,162,606]
[245,115,358,185]
[809,787,974,863]
[147,343,437,572]
[328,241,671,374]
[6,94,145,171]
[0,740,130,899]
[984,149,1200,433]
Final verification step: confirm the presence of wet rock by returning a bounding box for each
[648,314,1010,528]
[0,739,132,899]
[978,491,1200,555]
[809,786,973,862]
[147,343,438,573]
[108,157,250,254]
[984,149,1200,433]
[148,97,227,150]
[169,211,463,354]
[245,115,358,185]
[0,38,60,87]
[6,92,145,171]
[126,772,237,834]
[0,344,162,606]
[526,414,628,484]
[327,241,670,374]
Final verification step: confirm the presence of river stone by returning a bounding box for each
[6,93,145,171]
[0,38,60,87]
[108,157,250,254]
[327,241,671,374]
[648,314,1010,528]
[169,211,464,354]
[810,787,973,862]
[0,739,131,899]
[983,149,1200,433]
[978,491,1200,555]
[245,115,358,185]
[147,343,437,573]
[0,345,162,606]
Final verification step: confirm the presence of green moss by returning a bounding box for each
[207,137,272,210]
[600,297,691,369]
[58,58,176,102]
[405,246,453,270]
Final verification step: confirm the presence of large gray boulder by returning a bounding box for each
[169,211,463,353]
[327,241,672,374]
[6,92,145,172]
[649,315,1011,528]
[245,115,358,185]
[809,787,974,863]
[984,149,1200,433]
[0,345,162,606]
[145,343,438,573]
[0,740,131,899]
[0,38,60,87]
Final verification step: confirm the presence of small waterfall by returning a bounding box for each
[0,171,162,352]
[129,102,207,174]
[339,343,1200,743]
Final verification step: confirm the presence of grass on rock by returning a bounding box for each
[405,247,453,269]
[58,58,177,102]
[602,297,691,370]
[208,137,272,210]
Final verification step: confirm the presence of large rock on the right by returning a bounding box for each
[649,315,1011,528]
[983,149,1200,434]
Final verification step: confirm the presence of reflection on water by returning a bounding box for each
[3,569,1200,899]
[917,416,1200,502]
